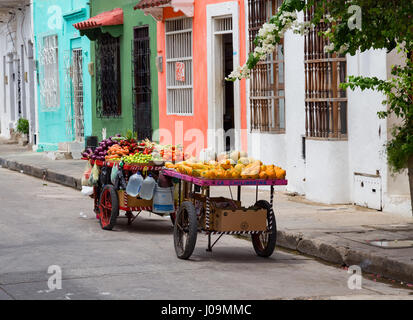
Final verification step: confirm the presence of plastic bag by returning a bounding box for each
[81,186,94,196]
[89,163,100,186]
[111,164,119,185]
[81,162,93,186]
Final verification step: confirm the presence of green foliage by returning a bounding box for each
[387,125,413,172]
[16,118,29,135]
[311,0,413,56]
[124,130,139,141]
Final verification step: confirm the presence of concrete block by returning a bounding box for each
[297,238,347,265]
[344,250,413,283]
[276,230,302,250]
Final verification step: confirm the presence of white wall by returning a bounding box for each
[382,50,411,216]
[0,2,35,143]
[0,21,16,139]
[283,15,306,195]
[346,49,411,216]
[347,49,387,197]
[305,139,350,203]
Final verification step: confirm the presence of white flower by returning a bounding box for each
[229,9,299,80]
[338,44,349,54]
[324,43,335,53]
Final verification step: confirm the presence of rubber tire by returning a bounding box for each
[174,201,198,260]
[251,200,277,257]
[99,184,119,231]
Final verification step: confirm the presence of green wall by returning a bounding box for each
[90,0,159,140]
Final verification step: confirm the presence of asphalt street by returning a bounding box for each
[0,168,412,300]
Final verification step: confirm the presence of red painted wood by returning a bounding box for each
[74,8,124,30]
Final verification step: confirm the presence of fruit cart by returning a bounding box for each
[86,159,176,230]
[162,169,288,260]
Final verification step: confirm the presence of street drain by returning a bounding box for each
[368,240,413,249]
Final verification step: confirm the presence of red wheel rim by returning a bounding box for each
[99,189,112,228]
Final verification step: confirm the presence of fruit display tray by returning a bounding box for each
[162,169,288,186]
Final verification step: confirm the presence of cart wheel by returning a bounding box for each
[174,201,198,260]
[251,200,277,257]
[98,185,119,231]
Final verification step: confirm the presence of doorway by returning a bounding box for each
[212,16,236,152]
[133,26,152,140]
[223,33,234,151]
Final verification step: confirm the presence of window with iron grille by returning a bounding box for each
[165,18,193,115]
[248,0,285,133]
[132,26,153,140]
[304,6,347,139]
[40,35,59,109]
[95,33,121,118]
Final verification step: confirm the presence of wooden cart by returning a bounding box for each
[162,169,288,260]
[86,159,176,230]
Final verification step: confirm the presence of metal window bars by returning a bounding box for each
[165,18,193,115]
[304,4,347,139]
[132,26,153,141]
[64,49,85,141]
[95,33,122,118]
[248,0,285,133]
[72,49,85,141]
[38,34,60,110]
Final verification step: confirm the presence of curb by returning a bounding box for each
[0,157,82,191]
[276,230,413,284]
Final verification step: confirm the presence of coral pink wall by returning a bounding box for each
[157,0,247,154]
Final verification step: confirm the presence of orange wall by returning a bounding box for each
[157,0,247,155]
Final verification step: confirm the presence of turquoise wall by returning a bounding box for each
[33,0,92,151]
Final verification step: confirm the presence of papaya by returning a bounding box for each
[207,170,216,179]
[219,159,232,170]
[216,170,226,179]
[224,170,233,179]
[266,165,277,179]
[275,169,286,180]
[232,170,241,179]
[259,171,268,180]
[200,170,209,178]
[190,163,207,170]
[165,162,176,169]
[184,166,193,176]
[192,169,202,177]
